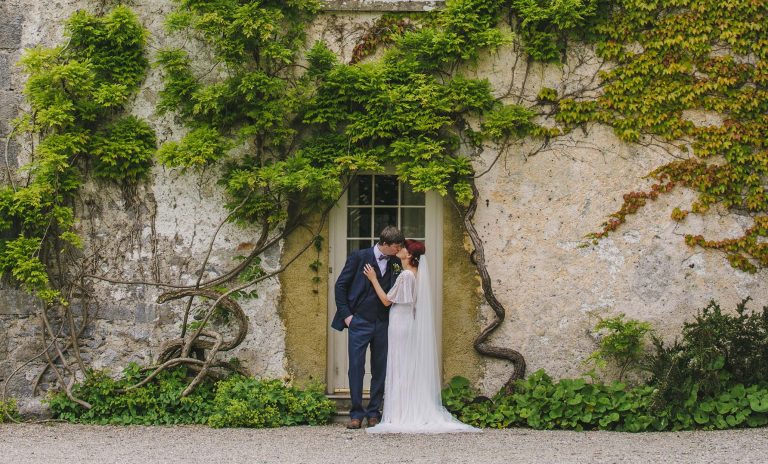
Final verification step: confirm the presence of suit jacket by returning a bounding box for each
[331,246,401,332]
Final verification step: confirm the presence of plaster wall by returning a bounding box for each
[464,42,768,394]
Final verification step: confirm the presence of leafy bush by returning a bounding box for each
[647,299,768,409]
[443,299,768,432]
[47,364,335,427]
[586,313,653,382]
[0,398,19,423]
[47,364,216,425]
[207,377,334,428]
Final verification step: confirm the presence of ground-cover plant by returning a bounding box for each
[443,371,768,432]
[207,376,334,428]
[47,364,335,427]
[47,364,217,425]
[443,299,768,431]
[0,398,19,423]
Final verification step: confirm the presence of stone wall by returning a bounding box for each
[0,1,22,169]
[0,0,289,412]
[1,0,767,409]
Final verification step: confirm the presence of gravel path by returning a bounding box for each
[1,423,766,464]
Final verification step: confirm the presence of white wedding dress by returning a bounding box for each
[366,260,479,434]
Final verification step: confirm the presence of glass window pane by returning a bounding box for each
[373,207,398,234]
[374,175,398,205]
[400,208,425,238]
[347,207,372,237]
[348,175,372,205]
[401,183,425,206]
[347,240,373,256]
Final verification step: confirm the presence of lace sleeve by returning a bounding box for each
[387,270,416,304]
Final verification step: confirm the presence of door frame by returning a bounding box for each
[326,178,443,394]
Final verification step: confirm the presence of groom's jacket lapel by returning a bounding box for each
[367,246,381,277]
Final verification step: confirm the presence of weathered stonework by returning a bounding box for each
[1,0,767,409]
[0,0,289,411]
[0,6,23,51]
[440,199,486,384]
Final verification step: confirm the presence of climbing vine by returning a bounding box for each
[349,14,415,64]
[0,6,154,408]
[548,0,768,272]
[152,0,534,391]
[1,6,152,303]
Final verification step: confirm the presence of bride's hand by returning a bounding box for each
[362,264,376,282]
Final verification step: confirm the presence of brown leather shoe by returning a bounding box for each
[367,416,380,427]
[347,418,362,429]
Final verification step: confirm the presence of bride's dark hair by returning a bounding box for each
[404,239,426,267]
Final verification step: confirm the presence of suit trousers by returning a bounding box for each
[347,315,388,421]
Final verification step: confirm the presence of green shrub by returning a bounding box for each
[442,299,768,432]
[47,364,216,425]
[0,398,19,423]
[47,364,335,428]
[207,377,335,428]
[647,299,768,409]
[586,313,653,382]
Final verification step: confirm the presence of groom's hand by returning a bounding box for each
[345,315,353,327]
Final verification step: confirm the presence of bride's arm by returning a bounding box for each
[362,264,393,306]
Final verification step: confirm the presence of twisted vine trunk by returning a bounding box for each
[118,288,249,397]
[450,182,526,393]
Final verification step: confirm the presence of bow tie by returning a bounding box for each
[378,255,390,261]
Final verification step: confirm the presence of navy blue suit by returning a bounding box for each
[332,246,400,421]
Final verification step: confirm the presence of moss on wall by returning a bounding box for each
[441,198,485,385]
[279,216,329,387]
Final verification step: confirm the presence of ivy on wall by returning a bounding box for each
[549,0,768,272]
[0,6,153,304]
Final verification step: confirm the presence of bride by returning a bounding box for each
[362,239,479,434]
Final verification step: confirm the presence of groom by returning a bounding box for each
[332,225,404,429]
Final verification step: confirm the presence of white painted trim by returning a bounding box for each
[327,193,349,394]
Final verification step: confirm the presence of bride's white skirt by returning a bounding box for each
[366,304,480,435]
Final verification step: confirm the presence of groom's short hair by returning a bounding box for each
[379,226,405,245]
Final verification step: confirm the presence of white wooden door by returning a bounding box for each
[327,174,443,394]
